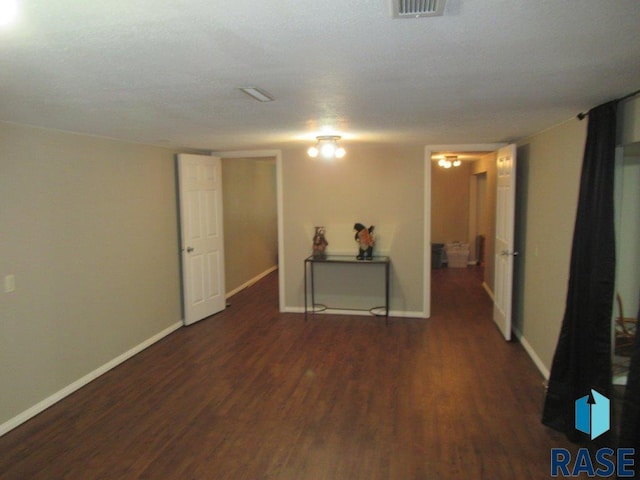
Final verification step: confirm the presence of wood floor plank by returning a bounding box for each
[0,267,583,479]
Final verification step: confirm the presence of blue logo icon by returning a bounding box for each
[575,389,610,440]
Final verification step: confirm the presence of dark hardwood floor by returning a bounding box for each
[0,267,580,479]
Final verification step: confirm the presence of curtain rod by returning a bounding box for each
[576,88,640,121]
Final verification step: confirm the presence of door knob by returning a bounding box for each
[186,246,194,253]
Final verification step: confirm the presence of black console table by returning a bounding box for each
[304,255,390,325]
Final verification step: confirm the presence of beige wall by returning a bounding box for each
[515,118,587,374]
[431,162,471,245]
[222,157,278,294]
[472,153,497,292]
[619,95,640,145]
[0,122,182,430]
[281,144,425,316]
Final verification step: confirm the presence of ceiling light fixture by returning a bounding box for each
[0,0,18,25]
[307,135,346,160]
[438,155,461,169]
[239,87,275,103]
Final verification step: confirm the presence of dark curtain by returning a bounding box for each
[542,100,618,445]
[618,300,640,478]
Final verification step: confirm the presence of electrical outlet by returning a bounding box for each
[4,274,16,293]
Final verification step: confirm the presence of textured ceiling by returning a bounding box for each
[1,0,639,152]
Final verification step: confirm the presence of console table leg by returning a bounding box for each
[385,262,390,326]
[304,260,308,321]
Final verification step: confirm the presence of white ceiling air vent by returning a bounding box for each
[392,0,447,19]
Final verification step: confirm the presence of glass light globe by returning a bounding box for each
[335,147,346,158]
[307,146,319,158]
[0,0,17,25]
[320,142,336,159]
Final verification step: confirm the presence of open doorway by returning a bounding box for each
[216,149,284,311]
[221,156,278,297]
[424,144,504,317]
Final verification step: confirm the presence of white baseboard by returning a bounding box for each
[482,282,494,301]
[390,310,427,319]
[282,306,426,319]
[0,321,183,437]
[480,285,549,380]
[513,327,550,380]
[226,266,278,299]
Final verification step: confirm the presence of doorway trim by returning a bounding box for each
[423,143,505,318]
[213,149,284,312]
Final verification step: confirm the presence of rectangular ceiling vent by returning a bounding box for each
[392,0,446,19]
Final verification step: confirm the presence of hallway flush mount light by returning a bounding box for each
[438,155,462,169]
[239,87,275,102]
[307,135,346,160]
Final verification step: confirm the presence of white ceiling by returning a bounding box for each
[1,0,639,152]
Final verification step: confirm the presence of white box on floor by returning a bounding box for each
[445,243,470,268]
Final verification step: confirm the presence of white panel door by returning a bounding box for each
[493,144,517,341]
[178,154,226,325]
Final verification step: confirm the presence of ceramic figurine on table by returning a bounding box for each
[312,226,329,258]
[354,223,375,260]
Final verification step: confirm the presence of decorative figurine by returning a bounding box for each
[312,226,329,258]
[354,223,375,260]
